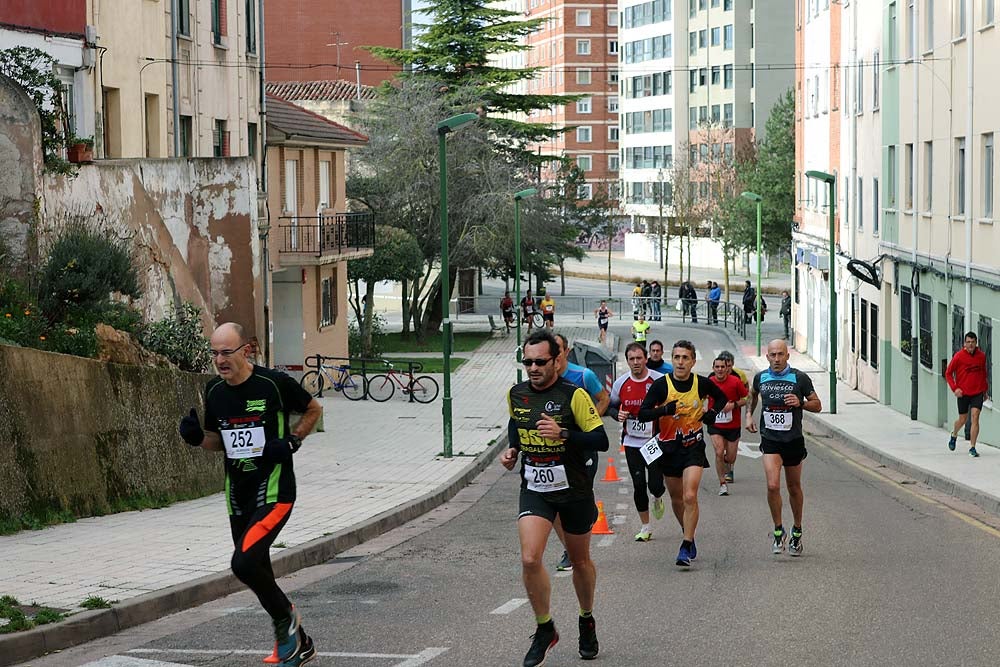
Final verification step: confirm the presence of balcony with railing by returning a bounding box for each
[275,212,375,266]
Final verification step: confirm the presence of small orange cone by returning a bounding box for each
[619,442,625,453]
[601,457,620,482]
[592,501,613,535]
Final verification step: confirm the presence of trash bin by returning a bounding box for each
[572,340,617,393]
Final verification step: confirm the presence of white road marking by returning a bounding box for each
[127,647,450,663]
[597,534,616,547]
[618,487,629,494]
[612,515,626,525]
[615,503,628,510]
[738,441,763,459]
[490,598,529,615]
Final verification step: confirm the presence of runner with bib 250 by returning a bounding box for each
[609,343,664,542]
[500,330,609,666]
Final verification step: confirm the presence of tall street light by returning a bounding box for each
[806,169,837,415]
[514,187,539,383]
[437,112,478,459]
[741,191,763,357]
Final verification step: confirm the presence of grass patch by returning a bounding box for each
[80,596,114,610]
[32,608,65,625]
[0,507,77,536]
[384,357,467,374]
[272,542,287,549]
[381,331,491,353]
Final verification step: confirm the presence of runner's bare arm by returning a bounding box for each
[745,389,759,432]
[201,431,224,451]
[293,398,323,440]
[801,391,822,413]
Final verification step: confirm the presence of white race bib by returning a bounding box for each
[715,410,732,423]
[626,417,652,436]
[639,438,663,464]
[763,409,793,432]
[524,464,569,493]
[222,426,266,459]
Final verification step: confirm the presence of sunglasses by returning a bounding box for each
[522,357,554,367]
[210,343,248,359]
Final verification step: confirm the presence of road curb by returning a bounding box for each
[2,436,509,667]
[803,416,1000,518]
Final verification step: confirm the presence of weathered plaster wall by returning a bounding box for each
[41,158,262,336]
[0,344,222,526]
[0,74,43,272]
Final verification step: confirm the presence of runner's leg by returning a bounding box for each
[519,515,554,618]
[951,411,968,438]
[665,475,684,529]
[680,465,703,541]
[784,463,804,527]
[725,438,739,477]
[970,406,982,448]
[711,433,727,485]
[762,453,784,527]
[624,447,651,524]
[563,531,596,611]
[230,503,294,621]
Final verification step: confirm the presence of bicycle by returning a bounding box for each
[367,362,440,403]
[300,361,367,400]
[523,310,544,329]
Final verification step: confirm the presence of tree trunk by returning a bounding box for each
[722,249,731,303]
[663,228,671,288]
[559,259,566,296]
[477,267,484,295]
[420,266,457,337]
[678,228,685,285]
[607,218,613,297]
[686,229,692,283]
[401,278,410,339]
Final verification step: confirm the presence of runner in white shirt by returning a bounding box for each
[609,343,664,541]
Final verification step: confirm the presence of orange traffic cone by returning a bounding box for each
[601,457,620,482]
[619,442,625,453]
[592,501,613,535]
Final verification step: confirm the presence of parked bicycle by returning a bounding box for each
[300,361,367,400]
[367,362,440,403]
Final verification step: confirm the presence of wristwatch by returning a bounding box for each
[288,434,303,453]
[559,428,570,441]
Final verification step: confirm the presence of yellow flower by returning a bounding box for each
[4,313,10,318]
[23,309,30,315]
[39,335,46,341]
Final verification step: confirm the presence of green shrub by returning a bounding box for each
[348,313,386,359]
[139,302,211,372]
[38,225,140,323]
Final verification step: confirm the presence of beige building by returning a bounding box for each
[88,0,261,159]
[264,95,373,372]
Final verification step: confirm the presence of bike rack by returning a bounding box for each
[303,355,431,401]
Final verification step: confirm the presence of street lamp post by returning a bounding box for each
[436,112,478,459]
[741,191,763,357]
[513,188,538,383]
[806,170,837,415]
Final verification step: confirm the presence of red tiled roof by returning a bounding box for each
[265,79,378,102]
[265,95,368,146]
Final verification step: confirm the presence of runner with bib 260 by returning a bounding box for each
[500,330,609,667]
[707,354,749,496]
[609,343,664,542]
[745,339,822,557]
[178,323,323,666]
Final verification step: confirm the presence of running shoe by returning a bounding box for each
[556,550,573,571]
[523,622,559,667]
[279,633,316,667]
[676,542,692,567]
[719,483,729,496]
[948,435,957,451]
[634,529,652,542]
[970,447,980,458]
[578,615,599,660]
[789,527,803,557]
[771,528,787,555]
[651,497,665,520]
[272,610,301,663]
[690,540,697,561]
[725,470,734,483]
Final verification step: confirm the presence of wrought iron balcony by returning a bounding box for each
[276,212,375,265]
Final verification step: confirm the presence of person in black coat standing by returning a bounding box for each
[650,281,662,320]
[680,281,698,323]
[742,280,756,324]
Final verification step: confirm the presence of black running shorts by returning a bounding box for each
[760,436,808,467]
[657,440,710,478]
[957,392,985,414]
[707,425,741,441]
[518,489,597,535]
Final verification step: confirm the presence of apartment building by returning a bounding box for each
[618,0,792,234]
[525,0,620,202]
[884,0,1000,434]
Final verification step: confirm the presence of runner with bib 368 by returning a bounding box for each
[745,339,822,557]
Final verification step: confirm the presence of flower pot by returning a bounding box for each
[67,143,93,163]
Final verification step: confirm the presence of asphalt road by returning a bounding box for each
[26,323,1000,667]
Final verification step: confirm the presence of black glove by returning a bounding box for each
[179,408,204,447]
[661,400,678,417]
[702,409,718,426]
[263,435,302,463]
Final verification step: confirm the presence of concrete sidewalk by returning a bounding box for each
[719,318,1000,518]
[0,329,536,665]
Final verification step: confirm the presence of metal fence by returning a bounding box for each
[277,212,375,256]
[453,295,750,339]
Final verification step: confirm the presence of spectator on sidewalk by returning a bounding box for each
[650,280,663,321]
[780,291,792,339]
[742,281,756,324]
[679,281,698,323]
[707,281,722,325]
[946,332,990,458]
[641,280,653,317]
[632,283,643,320]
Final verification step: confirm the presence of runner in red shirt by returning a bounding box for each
[946,331,991,457]
[609,343,664,542]
[707,354,749,496]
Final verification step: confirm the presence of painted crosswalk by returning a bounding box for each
[78,647,450,667]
